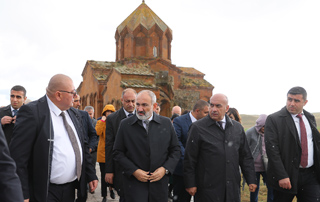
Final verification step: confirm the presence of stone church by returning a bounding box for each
[77,1,214,118]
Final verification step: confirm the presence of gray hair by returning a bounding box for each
[84,106,94,112]
[137,90,156,105]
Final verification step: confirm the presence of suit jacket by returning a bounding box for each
[113,113,181,202]
[0,105,15,144]
[0,126,24,202]
[75,109,98,152]
[265,107,320,194]
[184,115,256,202]
[9,96,97,201]
[173,113,192,176]
[105,107,127,194]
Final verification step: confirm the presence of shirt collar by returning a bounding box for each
[123,108,135,117]
[46,95,63,117]
[189,112,197,123]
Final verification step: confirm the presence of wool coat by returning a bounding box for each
[113,113,181,202]
[184,115,256,202]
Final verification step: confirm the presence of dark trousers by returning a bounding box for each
[273,166,320,202]
[48,181,76,202]
[172,174,192,202]
[250,172,273,202]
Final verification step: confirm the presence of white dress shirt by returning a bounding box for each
[46,95,83,184]
[189,112,197,123]
[291,113,314,168]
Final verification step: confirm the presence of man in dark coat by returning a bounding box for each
[0,126,24,202]
[172,99,209,202]
[105,88,137,201]
[113,90,181,202]
[265,86,320,201]
[184,93,257,202]
[0,85,27,144]
[10,74,98,202]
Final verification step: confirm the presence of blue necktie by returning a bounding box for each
[128,113,133,117]
[13,109,18,116]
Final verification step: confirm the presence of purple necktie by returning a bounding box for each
[296,114,308,168]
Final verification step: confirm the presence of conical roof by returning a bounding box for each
[117,2,172,34]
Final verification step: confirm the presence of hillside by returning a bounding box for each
[241,112,320,131]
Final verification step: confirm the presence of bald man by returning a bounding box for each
[184,94,257,202]
[172,106,181,116]
[10,74,98,202]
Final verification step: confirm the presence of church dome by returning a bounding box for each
[117,1,172,34]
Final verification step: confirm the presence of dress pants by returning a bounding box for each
[172,174,192,202]
[48,180,76,202]
[273,166,320,202]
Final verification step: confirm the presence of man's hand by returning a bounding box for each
[186,187,197,196]
[133,169,150,182]
[150,167,166,182]
[105,173,114,184]
[89,180,98,193]
[1,116,13,125]
[24,199,29,202]
[279,178,292,190]
[248,184,257,192]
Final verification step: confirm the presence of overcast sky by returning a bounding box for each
[1,0,319,115]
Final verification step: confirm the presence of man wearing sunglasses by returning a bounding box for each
[0,85,27,144]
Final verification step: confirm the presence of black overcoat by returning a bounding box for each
[113,113,181,202]
[184,115,256,202]
[105,107,127,195]
[0,105,15,144]
[265,107,320,194]
[9,96,97,201]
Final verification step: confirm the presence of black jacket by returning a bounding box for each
[0,126,24,202]
[265,107,320,194]
[113,113,181,202]
[9,96,97,201]
[105,107,127,194]
[0,105,15,144]
[184,115,256,202]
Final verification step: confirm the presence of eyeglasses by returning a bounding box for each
[10,95,23,99]
[59,89,77,96]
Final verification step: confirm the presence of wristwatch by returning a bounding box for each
[165,169,169,175]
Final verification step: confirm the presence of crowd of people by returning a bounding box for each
[1,74,320,202]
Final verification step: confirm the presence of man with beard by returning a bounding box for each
[113,90,181,202]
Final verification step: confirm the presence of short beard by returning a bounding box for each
[136,110,152,121]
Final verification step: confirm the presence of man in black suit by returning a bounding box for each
[72,95,98,202]
[172,99,209,202]
[0,126,24,202]
[0,85,27,144]
[105,88,137,201]
[113,90,181,202]
[265,86,320,201]
[184,93,257,202]
[10,74,98,202]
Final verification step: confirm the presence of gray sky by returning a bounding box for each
[1,0,319,115]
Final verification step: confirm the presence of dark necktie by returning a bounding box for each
[60,112,82,180]
[144,120,150,133]
[217,121,224,130]
[13,109,18,116]
[296,114,308,168]
[128,113,133,117]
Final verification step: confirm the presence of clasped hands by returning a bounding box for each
[133,167,166,182]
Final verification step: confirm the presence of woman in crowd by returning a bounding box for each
[96,104,116,202]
